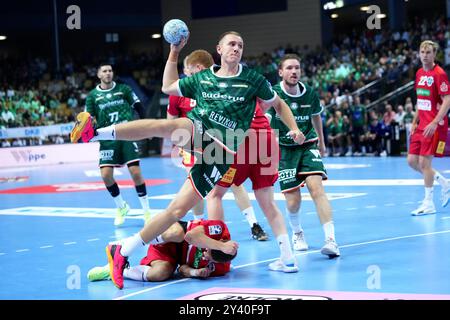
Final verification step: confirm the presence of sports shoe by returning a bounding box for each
[292,231,309,251]
[268,258,298,273]
[251,223,269,241]
[143,210,152,224]
[70,111,95,143]
[87,265,111,281]
[114,202,130,226]
[441,186,450,208]
[321,239,340,258]
[411,200,436,216]
[105,244,128,289]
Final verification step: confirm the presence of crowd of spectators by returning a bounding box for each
[1,16,449,155]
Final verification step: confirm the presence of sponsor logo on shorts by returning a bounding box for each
[208,224,223,235]
[278,169,296,182]
[100,150,114,160]
[436,141,446,155]
[220,167,236,184]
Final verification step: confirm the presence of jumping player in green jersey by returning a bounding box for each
[266,54,340,258]
[71,32,304,288]
[85,63,151,226]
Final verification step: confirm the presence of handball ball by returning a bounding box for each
[163,19,189,45]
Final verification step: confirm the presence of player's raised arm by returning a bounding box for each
[162,38,188,96]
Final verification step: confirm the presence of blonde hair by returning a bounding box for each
[420,40,439,53]
[185,49,214,68]
[218,31,243,44]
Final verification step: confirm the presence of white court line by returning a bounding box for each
[403,202,414,205]
[87,238,100,242]
[442,217,450,220]
[305,211,316,215]
[115,229,450,300]
[114,279,190,300]
[63,242,77,245]
[39,245,54,249]
[365,205,377,209]
[345,208,358,211]
[0,253,5,256]
[384,203,395,206]
[15,249,29,253]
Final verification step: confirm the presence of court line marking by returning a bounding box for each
[114,229,450,300]
[39,245,54,249]
[15,249,29,253]
[63,242,77,245]
[87,238,100,242]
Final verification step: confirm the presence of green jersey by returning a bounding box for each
[268,81,322,146]
[350,104,366,127]
[178,64,276,153]
[85,82,140,128]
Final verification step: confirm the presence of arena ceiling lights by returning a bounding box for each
[0,35,7,40]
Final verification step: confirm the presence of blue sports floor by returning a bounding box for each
[0,156,449,300]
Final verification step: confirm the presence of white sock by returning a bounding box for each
[242,207,258,227]
[193,213,204,220]
[148,235,165,245]
[434,171,449,189]
[113,194,126,209]
[93,125,116,141]
[425,187,433,201]
[139,195,149,211]
[123,265,150,282]
[323,221,335,241]
[276,234,294,264]
[286,208,302,234]
[120,233,145,257]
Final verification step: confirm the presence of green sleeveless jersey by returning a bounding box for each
[178,64,276,153]
[85,82,140,128]
[268,81,322,146]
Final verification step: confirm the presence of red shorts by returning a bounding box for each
[409,128,446,157]
[217,129,279,190]
[139,243,179,266]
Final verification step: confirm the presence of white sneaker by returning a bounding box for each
[345,150,352,157]
[411,200,436,216]
[268,259,299,273]
[114,202,130,226]
[292,231,309,251]
[321,239,340,258]
[380,150,387,157]
[441,186,450,208]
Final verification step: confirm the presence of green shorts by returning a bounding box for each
[99,140,140,167]
[187,119,234,198]
[278,142,328,192]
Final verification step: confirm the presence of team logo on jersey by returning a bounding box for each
[218,82,228,88]
[106,93,112,99]
[440,82,448,92]
[291,103,298,110]
[208,224,223,235]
